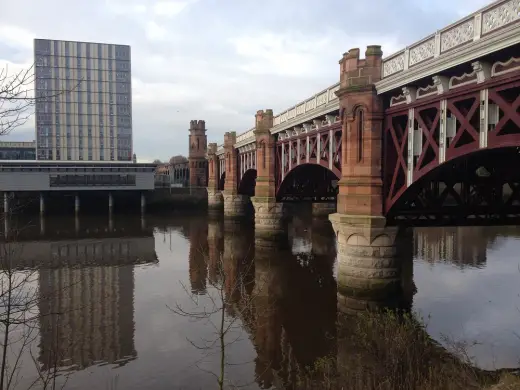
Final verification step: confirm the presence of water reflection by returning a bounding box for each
[188,218,208,295]
[1,211,519,388]
[0,215,158,388]
[215,216,339,390]
[413,225,520,370]
[39,265,137,371]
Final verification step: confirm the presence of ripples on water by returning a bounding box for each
[1,209,520,389]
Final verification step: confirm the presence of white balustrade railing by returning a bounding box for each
[272,83,340,127]
[382,0,520,79]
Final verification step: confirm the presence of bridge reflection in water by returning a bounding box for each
[1,212,517,389]
[198,210,516,389]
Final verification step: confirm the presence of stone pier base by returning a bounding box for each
[223,193,251,218]
[312,202,337,217]
[329,213,410,313]
[251,197,285,240]
[207,189,224,210]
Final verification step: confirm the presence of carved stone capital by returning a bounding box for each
[251,196,285,239]
[329,213,406,306]
[222,192,250,217]
[207,188,223,209]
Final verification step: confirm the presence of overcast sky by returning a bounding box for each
[0,0,491,162]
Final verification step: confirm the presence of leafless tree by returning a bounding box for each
[169,246,272,390]
[0,65,36,136]
[0,62,82,137]
[0,60,82,389]
[0,220,41,390]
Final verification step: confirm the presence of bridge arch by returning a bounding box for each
[238,169,257,197]
[218,172,226,191]
[386,146,520,226]
[276,163,339,202]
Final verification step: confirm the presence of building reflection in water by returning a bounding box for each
[1,216,159,373]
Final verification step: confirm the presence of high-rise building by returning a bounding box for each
[34,39,133,161]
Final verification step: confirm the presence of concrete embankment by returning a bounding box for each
[148,187,208,212]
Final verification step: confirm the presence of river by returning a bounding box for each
[2,208,520,389]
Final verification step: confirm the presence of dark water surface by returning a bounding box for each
[4,210,520,389]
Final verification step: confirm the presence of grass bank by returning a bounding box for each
[296,310,520,390]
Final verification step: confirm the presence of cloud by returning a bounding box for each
[0,0,496,161]
[152,0,195,18]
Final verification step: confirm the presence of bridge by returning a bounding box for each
[190,0,520,301]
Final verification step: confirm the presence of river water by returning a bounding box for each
[3,208,520,389]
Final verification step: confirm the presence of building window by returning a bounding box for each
[357,109,364,162]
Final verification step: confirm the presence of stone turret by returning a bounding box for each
[188,120,208,187]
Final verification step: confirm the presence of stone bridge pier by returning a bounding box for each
[331,215,414,312]
[207,143,223,210]
[251,110,286,240]
[330,46,415,312]
[222,132,252,218]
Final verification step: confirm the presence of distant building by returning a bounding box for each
[170,155,189,186]
[34,39,132,161]
[0,141,36,160]
[154,156,190,187]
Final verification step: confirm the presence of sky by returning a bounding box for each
[0,0,492,162]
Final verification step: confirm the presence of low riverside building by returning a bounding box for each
[0,160,155,215]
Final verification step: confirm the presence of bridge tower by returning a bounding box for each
[330,46,410,310]
[207,143,223,210]
[188,120,208,187]
[222,131,251,217]
[251,109,286,239]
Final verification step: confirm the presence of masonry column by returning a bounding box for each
[251,109,285,239]
[188,120,208,188]
[330,46,411,311]
[207,142,223,210]
[222,132,250,217]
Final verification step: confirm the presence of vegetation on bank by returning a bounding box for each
[295,310,520,390]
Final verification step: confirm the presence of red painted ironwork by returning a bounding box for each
[276,122,342,201]
[488,79,520,148]
[386,147,520,226]
[413,102,440,180]
[274,123,342,194]
[383,110,409,212]
[445,91,480,161]
[384,68,520,223]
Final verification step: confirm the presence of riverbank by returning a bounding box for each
[147,187,207,212]
[297,310,520,390]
